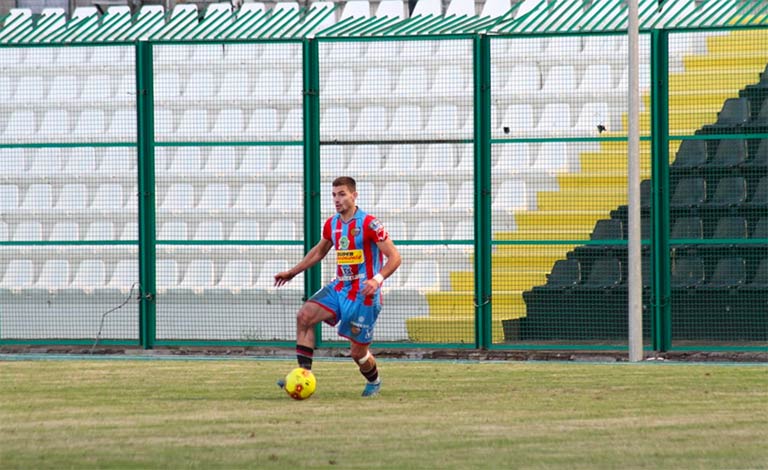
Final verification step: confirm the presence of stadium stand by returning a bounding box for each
[0,1,766,344]
[517,47,768,341]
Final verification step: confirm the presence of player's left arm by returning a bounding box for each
[361,237,401,296]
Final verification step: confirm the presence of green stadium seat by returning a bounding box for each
[700,97,751,133]
[705,139,747,170]
[711,216,748,240]
[671,255,705,288]
[671,216,703,240]
[704,176,747,208]
[743,139,768,170]
[671,140,707,171]
[546,259,581,288]
[752,218,768,239]
[745,176,768,209]
[745,258,768,288]
[739,64,768,115]
[582,256,622,288]
[747,98,768,127]
[670,178,706,208]
[706,257,747,288]
[591,219,623,241]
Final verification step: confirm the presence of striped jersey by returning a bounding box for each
[322,207,389,304]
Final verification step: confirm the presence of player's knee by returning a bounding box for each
[296,306,317,329]
[350,344,369,362]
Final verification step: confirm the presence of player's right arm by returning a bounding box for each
[274,238,333,287]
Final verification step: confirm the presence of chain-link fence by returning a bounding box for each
[0,27,766,351]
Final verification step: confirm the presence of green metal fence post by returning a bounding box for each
[136,41,157,349]
[473,34,492,349]
[650,30,671,352]
[303,38,323,346]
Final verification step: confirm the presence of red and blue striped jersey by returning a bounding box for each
[322,208,389,304]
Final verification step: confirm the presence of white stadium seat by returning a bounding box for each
[203,148,238,175]
[211,109,245,140]
[35,260,71,290]
[494,144,532,175]
[412,0,441,16]
[107,260,139,292]
[353,106,388,140]
[85,221,116,240]
[239,148,272,173]
[234,183,268,211]
[159,221,189,240]
[395,66,430,97]
[389,105,423,138]
[230,220,260,240]
[265,220,298,241]
[120,222,138,241]
[218,260,253,290]
[4,110,36,139]
[55,184,88,211]
[12,221,43,241]
[3,149,27,175]
[341,0,370,20]
[347,145,382,177]
[50,222,80,240]
[383,145,418,175]
[197,183,231,211]
[73,109,107,140]
[246,108,280,140]
[493,178,529,211]
[28,150,63,176]
[91,184,124,211]
[358,67,392,99]
[377,181,411,213]
[376,0,405,18]
[403,260,440,291]
[536,103,571,133]
[321,107,352,139]
[446,0,475,16]
[71,260,107,290]
[161,184,195,211]
[0,260,36,289]
[414,181,451,212]
[179,259,215,290]
[481,0,510,17]
[157,259,179,289]
[0,185,20,211]
[21,184,53,212]
[193,220,224,240]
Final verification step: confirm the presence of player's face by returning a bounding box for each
[332,185,357,214]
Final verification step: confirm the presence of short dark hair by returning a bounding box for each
[332,176,357,192]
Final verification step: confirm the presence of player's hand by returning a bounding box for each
[274,270,296,288]
[361,278,380,296]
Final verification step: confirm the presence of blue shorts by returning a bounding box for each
[308,282,382,345]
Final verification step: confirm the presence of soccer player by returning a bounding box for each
[274,176,402,397]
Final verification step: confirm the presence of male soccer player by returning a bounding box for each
[274,176,402,397]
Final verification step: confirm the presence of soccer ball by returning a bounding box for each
[284,367,316,400]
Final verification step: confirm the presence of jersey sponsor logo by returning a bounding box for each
[337,249,364,265]
[339,236,350,249]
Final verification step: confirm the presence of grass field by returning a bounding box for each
[1,357,767,470]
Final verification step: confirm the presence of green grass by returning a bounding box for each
[1,359,767,470]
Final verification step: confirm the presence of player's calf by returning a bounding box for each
[356,351,381,396]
